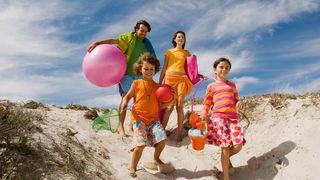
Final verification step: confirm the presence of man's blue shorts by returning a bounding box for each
[118,75,141,95]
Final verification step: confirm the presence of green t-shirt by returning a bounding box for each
[126,39,147,76]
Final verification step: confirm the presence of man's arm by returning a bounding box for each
[87,39,119,52]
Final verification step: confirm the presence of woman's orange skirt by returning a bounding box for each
[165,74,194,101]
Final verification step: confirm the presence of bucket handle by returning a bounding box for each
[191,76,216,112]
[196,121,208,135]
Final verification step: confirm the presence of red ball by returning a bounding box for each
[155,84,174,103]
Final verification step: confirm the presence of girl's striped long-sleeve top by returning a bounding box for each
[202,80,240,120]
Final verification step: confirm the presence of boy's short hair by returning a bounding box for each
[134,52,160,76]
[213,57,232,69]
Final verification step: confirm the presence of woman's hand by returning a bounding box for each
[199,74,209,80]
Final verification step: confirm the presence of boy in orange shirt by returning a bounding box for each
[120,52,174,177]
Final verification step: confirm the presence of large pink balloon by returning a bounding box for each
[83,44,127,87]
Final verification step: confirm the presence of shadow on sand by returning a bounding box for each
[136,167,213,180]
[165,127,191,148]
[232,140,296,180]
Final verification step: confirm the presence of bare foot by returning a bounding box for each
[129,168,137,177]
[118,127,127,137]
[175,130,187,142]
[175,136,183,142]
[154,158,164,165]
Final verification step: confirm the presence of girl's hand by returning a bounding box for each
[236,100,245,110]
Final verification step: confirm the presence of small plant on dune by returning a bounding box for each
[0,101,45,179]
[0,101,115,179]
[307,92,320,107]
[84,109,98,120]
[65,104,89,111]
[23,100,49,110]
[268,93,299,110]
[0,101,43,144]
[184,97,204,107]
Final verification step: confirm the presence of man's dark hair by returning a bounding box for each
[134,20,151,32]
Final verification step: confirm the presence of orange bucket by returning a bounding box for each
[188,121,207,151]
[189,133,207,151]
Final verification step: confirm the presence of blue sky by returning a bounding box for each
[0,0,319,108]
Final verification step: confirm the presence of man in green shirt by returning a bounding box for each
[87,20,156,138]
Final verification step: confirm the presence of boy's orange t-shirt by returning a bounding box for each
[165,48,190,73]
[130,79,160,126]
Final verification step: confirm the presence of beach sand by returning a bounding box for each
[1,93,319,179]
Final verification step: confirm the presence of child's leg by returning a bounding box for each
[130,145,146,176]
[221,147,231,180]
[130,121,148,176]
[161,106,174,129]
[230,144,242,157]
[154,139,166,164]
[228,144,242,170]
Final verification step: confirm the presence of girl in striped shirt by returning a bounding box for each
[201,57,245,180]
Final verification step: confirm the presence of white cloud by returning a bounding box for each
[0,58,14,71]
[187,0,318,44]
[0,1,70,57]
[0,0,319,107]
[293,61,320,79]
[215,0,318,39]
[275,78,320,94]
[80,94,122,108]
[0,1,113,105]
[232,76,260,92]
[196,46,254,77]
[270,60,320,93]
[275,37,320,59]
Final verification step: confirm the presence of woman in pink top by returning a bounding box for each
[202,57,245,180]
[159,30,206,142]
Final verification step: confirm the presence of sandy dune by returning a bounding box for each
[1,93,319,180]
